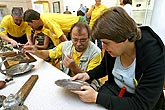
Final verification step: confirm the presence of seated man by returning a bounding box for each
[0,7,32,47]
[23,22,102,90]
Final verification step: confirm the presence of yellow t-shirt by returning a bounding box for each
[0,15,31,37]
[49,42,101,76]
[88,4,107,29]
[34,27,60,46]
[40,13,79,38]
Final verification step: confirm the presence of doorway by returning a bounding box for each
[132,0,155,26]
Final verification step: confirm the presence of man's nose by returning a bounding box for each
[16,20,22,24]
[18,21,21,24]
[76,40,82,45]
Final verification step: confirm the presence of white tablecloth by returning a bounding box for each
[0,55,106,110]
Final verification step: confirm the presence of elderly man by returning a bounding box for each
[23,22,101,76]
[23,9,87,42]
[0,8,32,47]
[23,22,102,90]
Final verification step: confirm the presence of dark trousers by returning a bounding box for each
[7,33,28,44]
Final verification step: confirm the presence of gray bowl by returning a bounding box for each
[0,63,34,76]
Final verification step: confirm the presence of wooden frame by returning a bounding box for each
[53,1,60,13]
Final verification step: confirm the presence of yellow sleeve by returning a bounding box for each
[44,20,63,39]
[86,53,102,71]
[42,28,51,37]
[25,25,32,36]
[48,42,63,59]
[0,16,8,35]
[43,29,60,46]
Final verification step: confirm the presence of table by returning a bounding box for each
[0,55,106,110]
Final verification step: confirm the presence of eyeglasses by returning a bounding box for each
[72,38,88,43]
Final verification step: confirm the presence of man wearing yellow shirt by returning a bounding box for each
[23,9,87,42]
[23,22,101,77]
[0,8,32,47]
[86,0,107,49]
[86,0,107,29]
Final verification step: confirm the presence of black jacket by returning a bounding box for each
[87,26,165,110]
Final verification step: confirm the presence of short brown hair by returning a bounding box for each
[92,7,141,43]
[23,9,40,22]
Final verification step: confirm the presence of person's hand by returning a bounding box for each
[25,41,32,46]
[22,45,38,55]
[9,39,18,47]
[63,55,75,68]
[71,86,98,103]
[15,43,24,53]
[59,34,68,42]
[71,73,90,81]
[91,5,95,10]
[17,43,24,46]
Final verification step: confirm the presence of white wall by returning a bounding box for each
[0,0,32,14]
[30,0,165,44]
[150,0,165,43]
[63,0,118,15]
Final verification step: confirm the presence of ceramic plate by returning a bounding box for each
[0,63,34,76]
[55,79,90,91]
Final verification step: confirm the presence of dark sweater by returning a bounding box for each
[87,26,165,110]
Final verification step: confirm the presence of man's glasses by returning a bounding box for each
[72,38,88,43]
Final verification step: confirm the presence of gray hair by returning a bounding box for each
[11,7,23,16]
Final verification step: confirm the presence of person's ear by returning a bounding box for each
[128,33,135,41]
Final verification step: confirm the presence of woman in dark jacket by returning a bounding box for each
[71,7,165,110]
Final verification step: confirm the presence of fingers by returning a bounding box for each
[71,85,89,93]
[71,90,82,94]
[70,86,92,95]
[81,85,91,91]
[25,41,32,46]
[9,40,24,48]
[71,75,79,80]
[66,54,72,58]
[64,55,73,61]
[62,55,74,68]
[71,86,98,103]
[62,57,68,67]
[10,40,18,47]
[23,45,31,50]
[92,5,95,10]
[22,45,35,53]
[70,73,89,81]
[18,43,24,46]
